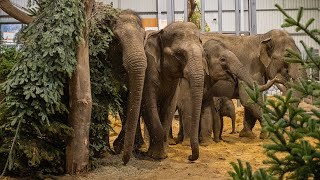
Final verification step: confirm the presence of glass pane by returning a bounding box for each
[1,24,22,44]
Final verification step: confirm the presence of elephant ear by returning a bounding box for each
[259,38,274,68]
[145,30,163,72]
[144,30,156,46]
[202,52,209,75]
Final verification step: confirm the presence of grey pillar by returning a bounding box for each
[218,0,222,33]
[201,0,205,32]
[184,0,188,22]
[249,0,257,34]
[240,0,244,31]
[167,0,174,24]
[157,0,162,29]
[235,0,240,35]
[118,0,121,8]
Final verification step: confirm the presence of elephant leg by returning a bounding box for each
[181,107,191,146]
[239,108,256,138]
[168,127,176,145]
[113,91,131,154]
[142,109,167,159]
[134,118,145,150]
[199,105,214,146]
[230,106,237,134]
[113,107,127,154]
[142,87,167,159]
[161,87,179,146]
[212,106,221,143]
[177,113,184,144]
[113,113,144,154]
[219,115,223,140]
[238,84,260,138]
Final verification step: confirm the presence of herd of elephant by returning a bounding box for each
[108,10,306,165]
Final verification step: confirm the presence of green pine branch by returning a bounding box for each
[275,4,320,45]
[230,4,320,179]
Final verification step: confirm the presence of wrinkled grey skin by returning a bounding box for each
[142,22,204,161]
[201,30,307,139]
[200,97,236,146]
[107,10,147,165]
[175,85,237,145]
[214,97,237,136]
[172,40,278,145]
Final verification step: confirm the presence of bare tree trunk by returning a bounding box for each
[0,0,94,174]
[66,0,94,174]
[0,0,33,24]
[187,0,196,21]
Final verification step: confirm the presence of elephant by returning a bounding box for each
[175,96,236,145]
[213,97,237,136]
[106,10,147,164]
[172,39,279,145]
[200,29,307,138]
[142,22,205,162]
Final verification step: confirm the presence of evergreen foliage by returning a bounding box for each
[229,4,320,180]
[229,159,275,180]
[0,0,84,176]
[190,0,211,32]
[0,2,124,176]
[0,47,18,80]
[88,4,123,160]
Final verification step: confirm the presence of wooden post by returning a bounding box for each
[66,0,94,174]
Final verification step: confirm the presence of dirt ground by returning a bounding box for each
[75,101,271,180]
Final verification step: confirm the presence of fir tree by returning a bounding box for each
[229,4,320,180]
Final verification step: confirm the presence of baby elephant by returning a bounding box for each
[212,97,237,142]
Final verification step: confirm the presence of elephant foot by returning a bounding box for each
[177,135,184,144]
[200,137,214,146]
[259,131,269,139]
[168,137,177,145]
[147,146,167,160]
[229,131,238,134]
[122,152,131,165]
[239,129,255,139]
[222,139,230,143]
[181,138,191,146]
[213,137,221,143]
[132,149,148,159]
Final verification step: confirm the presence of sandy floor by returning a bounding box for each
[75,103,271,180]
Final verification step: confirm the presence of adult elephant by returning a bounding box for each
[173,39,278,145]
[201,29,307,138]
[107,10,147,164]
[142,22,204,162]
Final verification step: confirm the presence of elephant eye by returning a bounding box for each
[220,58,226,63]
[205,53,210,60]
[173,52,184,62]
[220,58,228,68]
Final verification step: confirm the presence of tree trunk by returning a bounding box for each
[0,0,33,24]
[187,0,197,21]
[66,0,94,174]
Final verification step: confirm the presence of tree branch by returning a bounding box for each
[187,0,196,21]
[0,0,33,24]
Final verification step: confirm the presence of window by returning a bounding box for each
[0,24,23,44]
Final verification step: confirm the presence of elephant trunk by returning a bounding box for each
[185,46,204,161]
[289,63,307,105]
[227,56,256,89]
[121,43,147,165]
